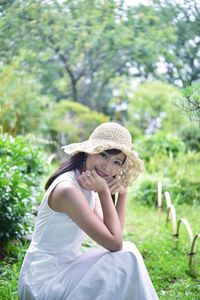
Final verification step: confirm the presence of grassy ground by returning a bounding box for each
[0,198,200,300]
[125,196,200,300]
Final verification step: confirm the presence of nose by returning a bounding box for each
[102,159,111,174]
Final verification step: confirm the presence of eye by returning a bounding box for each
[114,161,122,167]
[99,152,107,158]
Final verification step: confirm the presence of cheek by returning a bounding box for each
[85,157,91,169]
[85,155,98,169]
[111,165,120,176]
[85,159,92,169]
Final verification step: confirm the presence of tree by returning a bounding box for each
[0,56,48,135]
[108,80,186,136]
[47,100,109,152]
[177,82,200,126]
[153,0,200,87]
[0,0,175,110]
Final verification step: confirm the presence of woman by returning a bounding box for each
[18,122,159,300]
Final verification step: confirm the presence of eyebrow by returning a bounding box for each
[109,154,124,162]
[103,151,125,162]
[114,158,124,162]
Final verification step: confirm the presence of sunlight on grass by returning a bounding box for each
[125,195,200,299]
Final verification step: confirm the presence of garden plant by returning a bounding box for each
[0,0,200,299]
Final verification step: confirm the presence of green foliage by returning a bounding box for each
[130,175,168,207]
[133,133,200,206]
[132,165,200,207]
[0,134,46,247]
[126,80,186,135]
[107,80,187,136]
[0,0,175,110]
[171,177,200,206]
[178,124,200,152]
[137,132,186,163]
[1,202,200,299]
[0,240,28,300]
[177,82,200,126]
[47,100,109,149]
[154,0,200,86]
[1,0,199,112]
[0,58,49,136]
[125,200,200,299]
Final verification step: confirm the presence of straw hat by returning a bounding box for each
[62,122,144,187]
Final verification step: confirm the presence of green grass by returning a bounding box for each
[0,241,28,300]
[0,199,200,300]
[125,198,200,300]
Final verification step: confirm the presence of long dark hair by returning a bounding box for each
[45,149,126,205]
[45,152,86,190]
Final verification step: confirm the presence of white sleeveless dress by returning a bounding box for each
[18,170,159,300]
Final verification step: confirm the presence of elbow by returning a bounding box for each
[109,239,123,252]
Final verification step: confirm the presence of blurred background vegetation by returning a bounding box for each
[0,0,200,297]
[0,0,200,248]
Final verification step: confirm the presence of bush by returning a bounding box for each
[178,125,200,152]
[137,133,186,164]
[0,134,46,248]
[177,82,200,125]
[171,177,200,205]
[0,59,49,136]
[131,151,200,206]
[47,100,109,150]
[130,174,170,207]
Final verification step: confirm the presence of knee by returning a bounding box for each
[122,241,144,262]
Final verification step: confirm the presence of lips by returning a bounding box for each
[95,168,108,178]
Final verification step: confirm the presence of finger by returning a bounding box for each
[107,176,122,185]
[108,180,119,190]
[91,170,107,186]
[82,171,90,178]
[86,171,95,183]
[81,172,92,184]
[85,170,92,178]
[110,186,120,194]
[76,175,86,187]
[91,169,100,179]
[110,187,120,194]
[78,174,94,191]
[110,181,121,193]
[106,177,117,185]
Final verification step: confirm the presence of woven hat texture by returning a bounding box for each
[62,122,144,187]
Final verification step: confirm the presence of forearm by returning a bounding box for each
[98,188,122,244]
[115,191,127,231]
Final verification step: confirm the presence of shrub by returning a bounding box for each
[0,59,49,136]
[126,80,185,135]
[131,150,200,206]
[178,125,200,152]
[46,100,109,152]
[176,82,200,125]
[0,134,46,248]
[171,177,200,205]
[130,174,171,207]
[137,133,186,164]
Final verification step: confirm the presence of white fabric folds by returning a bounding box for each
[18,170,159,300]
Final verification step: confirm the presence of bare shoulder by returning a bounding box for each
[52,180,77,197]
[48,180,122,251]
[48,180,82,212]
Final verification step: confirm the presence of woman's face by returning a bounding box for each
[85,151,126,179]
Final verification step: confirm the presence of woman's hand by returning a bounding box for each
[77,170,108,194]
[106,177,127,195]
